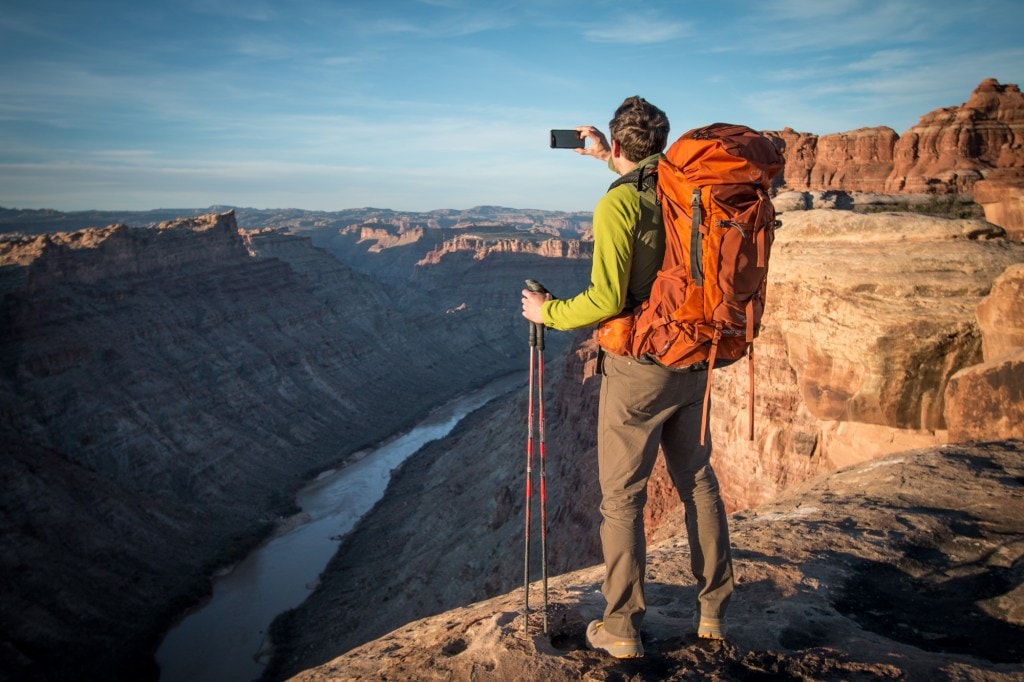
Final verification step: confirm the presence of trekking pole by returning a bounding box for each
[536,302,549,636]
[523,278,550,635]
[523,301,537,633]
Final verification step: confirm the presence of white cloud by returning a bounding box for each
[845,48,919,73]
[583,15,691,45]
[181,0,279,22]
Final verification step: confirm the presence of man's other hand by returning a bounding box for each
[521,288,550,324]
[575,126,611,161]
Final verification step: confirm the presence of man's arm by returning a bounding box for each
[535,186,638,331]
[521,125,631,329]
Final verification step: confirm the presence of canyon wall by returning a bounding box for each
[417,234,591,265]
[0,211,590,682]
[706,210,1023,511]
[944,263,1024,441]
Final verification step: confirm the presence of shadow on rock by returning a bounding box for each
[833,552,1023,664]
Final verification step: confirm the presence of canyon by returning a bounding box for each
[0,211,591,681]
[1,79,1023,682]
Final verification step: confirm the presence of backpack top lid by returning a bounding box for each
[658,123,784,198]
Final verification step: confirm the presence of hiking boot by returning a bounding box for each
[586,620,644,658]
[692,613,727,640]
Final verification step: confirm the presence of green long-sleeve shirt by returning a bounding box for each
[542,154,665,331]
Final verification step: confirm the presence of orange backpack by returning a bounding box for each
[598,123,784,443]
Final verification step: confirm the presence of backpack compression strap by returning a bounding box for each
[691,189,704,287]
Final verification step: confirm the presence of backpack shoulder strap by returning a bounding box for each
[605,162,662,311]
[608,164,658,195]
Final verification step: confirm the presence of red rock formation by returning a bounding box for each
[814,127,898,191]
[357,225,425,252]
[766,79,1024,199]
[706,210,1023,510]
[975,263,1024,361]
[766,127,898,192]
[886,79,1024,193]
[417,235,590,265]
[764,128,816,190]
[944,350,1024,441]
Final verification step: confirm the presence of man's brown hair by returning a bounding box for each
[609,96,670,162]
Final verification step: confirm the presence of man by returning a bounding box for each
[521,96,733,658]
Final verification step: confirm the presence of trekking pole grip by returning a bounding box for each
[525,278,549,295]
[525,279,549,350]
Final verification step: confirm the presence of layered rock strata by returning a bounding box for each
[766,126,899,193]
[418,234,590,265]
[765,79,1024,202]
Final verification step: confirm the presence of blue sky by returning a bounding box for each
[1,0,1022,213]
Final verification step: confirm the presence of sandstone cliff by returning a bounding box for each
[766,126,899,193]
[707,210,1022,511]
[886,79,1024,194]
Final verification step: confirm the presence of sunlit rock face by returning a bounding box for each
[766,79,1024,205]
[945,263,1024,442]
[765,126,899,193]
[975,177,1024,240]
[886,79,1024,194]
[705,209,1023,510]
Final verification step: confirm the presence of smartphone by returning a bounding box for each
[550,129,584,149]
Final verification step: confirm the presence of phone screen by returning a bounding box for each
[550,129,584,149]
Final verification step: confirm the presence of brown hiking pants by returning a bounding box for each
[597,352,734,638]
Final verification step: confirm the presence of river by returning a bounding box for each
[155,373,523,682]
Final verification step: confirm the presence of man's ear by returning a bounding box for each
[611,139,621,158]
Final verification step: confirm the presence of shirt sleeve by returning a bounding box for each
[541,185,638,331]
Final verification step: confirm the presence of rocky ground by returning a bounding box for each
[288,440,1024,682]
